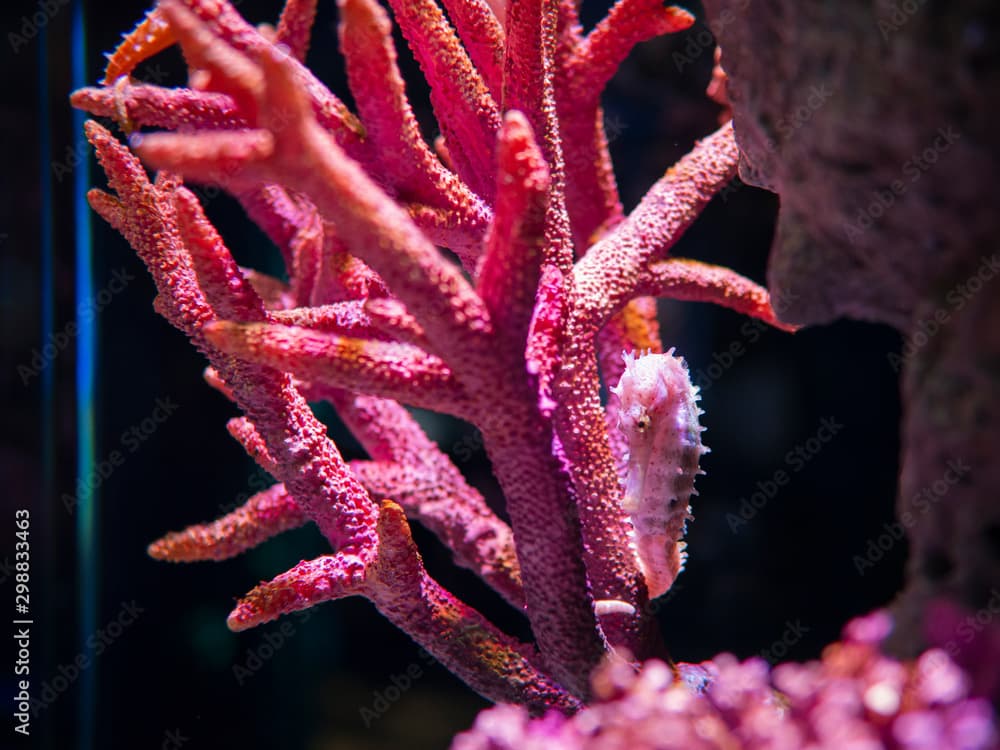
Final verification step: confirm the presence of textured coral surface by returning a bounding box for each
[453,612,998,750]
[69,0,998,746]
[73,0,788,710]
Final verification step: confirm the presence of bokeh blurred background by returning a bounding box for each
[2,0,904,747]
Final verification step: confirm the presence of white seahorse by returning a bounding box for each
[610,349,707,599]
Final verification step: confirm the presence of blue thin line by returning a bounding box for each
[71,2,97,749]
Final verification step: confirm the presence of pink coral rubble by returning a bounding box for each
[453,612,998,750]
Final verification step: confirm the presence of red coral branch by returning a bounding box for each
[225,502,578,713]
[440,0,506,98]
[85,121,379,562]
[70,84,244,133]
[367,502,581,713]
[550,123,741,655]
[174,0,366,145]
[339,0,487,221]
[574,122,741,325]
[203,321,472,416]
[557,2,693,250]
[87,116,578,710]
[267,302,387,338]
[228,554,369,629]
[639,258,798,332]
[133,32,496,361]
[384,0,500,199]
[362,298,430,349]
[74,0,813,727]
[569,1,694,98]
[329,390,523,607]
[477,112,550,356]
[226,417,279,476]
[149,484,306,562]
[503,0,574,271]
[273,0,318,62]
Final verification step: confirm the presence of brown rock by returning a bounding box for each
[703,0,1000,653]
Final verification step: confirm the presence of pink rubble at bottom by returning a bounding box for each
[452,610,999,750]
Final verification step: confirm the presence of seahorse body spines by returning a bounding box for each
[610,349,707,598]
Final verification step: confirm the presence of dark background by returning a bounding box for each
[2,0,903,748]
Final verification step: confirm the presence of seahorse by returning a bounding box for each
[610,349,707,599]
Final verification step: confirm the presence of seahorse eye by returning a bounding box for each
[636,413,651,431]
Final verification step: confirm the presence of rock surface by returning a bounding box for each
[703,0,1000,653]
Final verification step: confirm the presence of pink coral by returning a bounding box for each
[452,612,999,750]
[73,0,791,715]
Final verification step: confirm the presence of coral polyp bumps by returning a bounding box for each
[72,0,794,713]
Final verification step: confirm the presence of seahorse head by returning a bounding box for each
[611,349,694,438]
